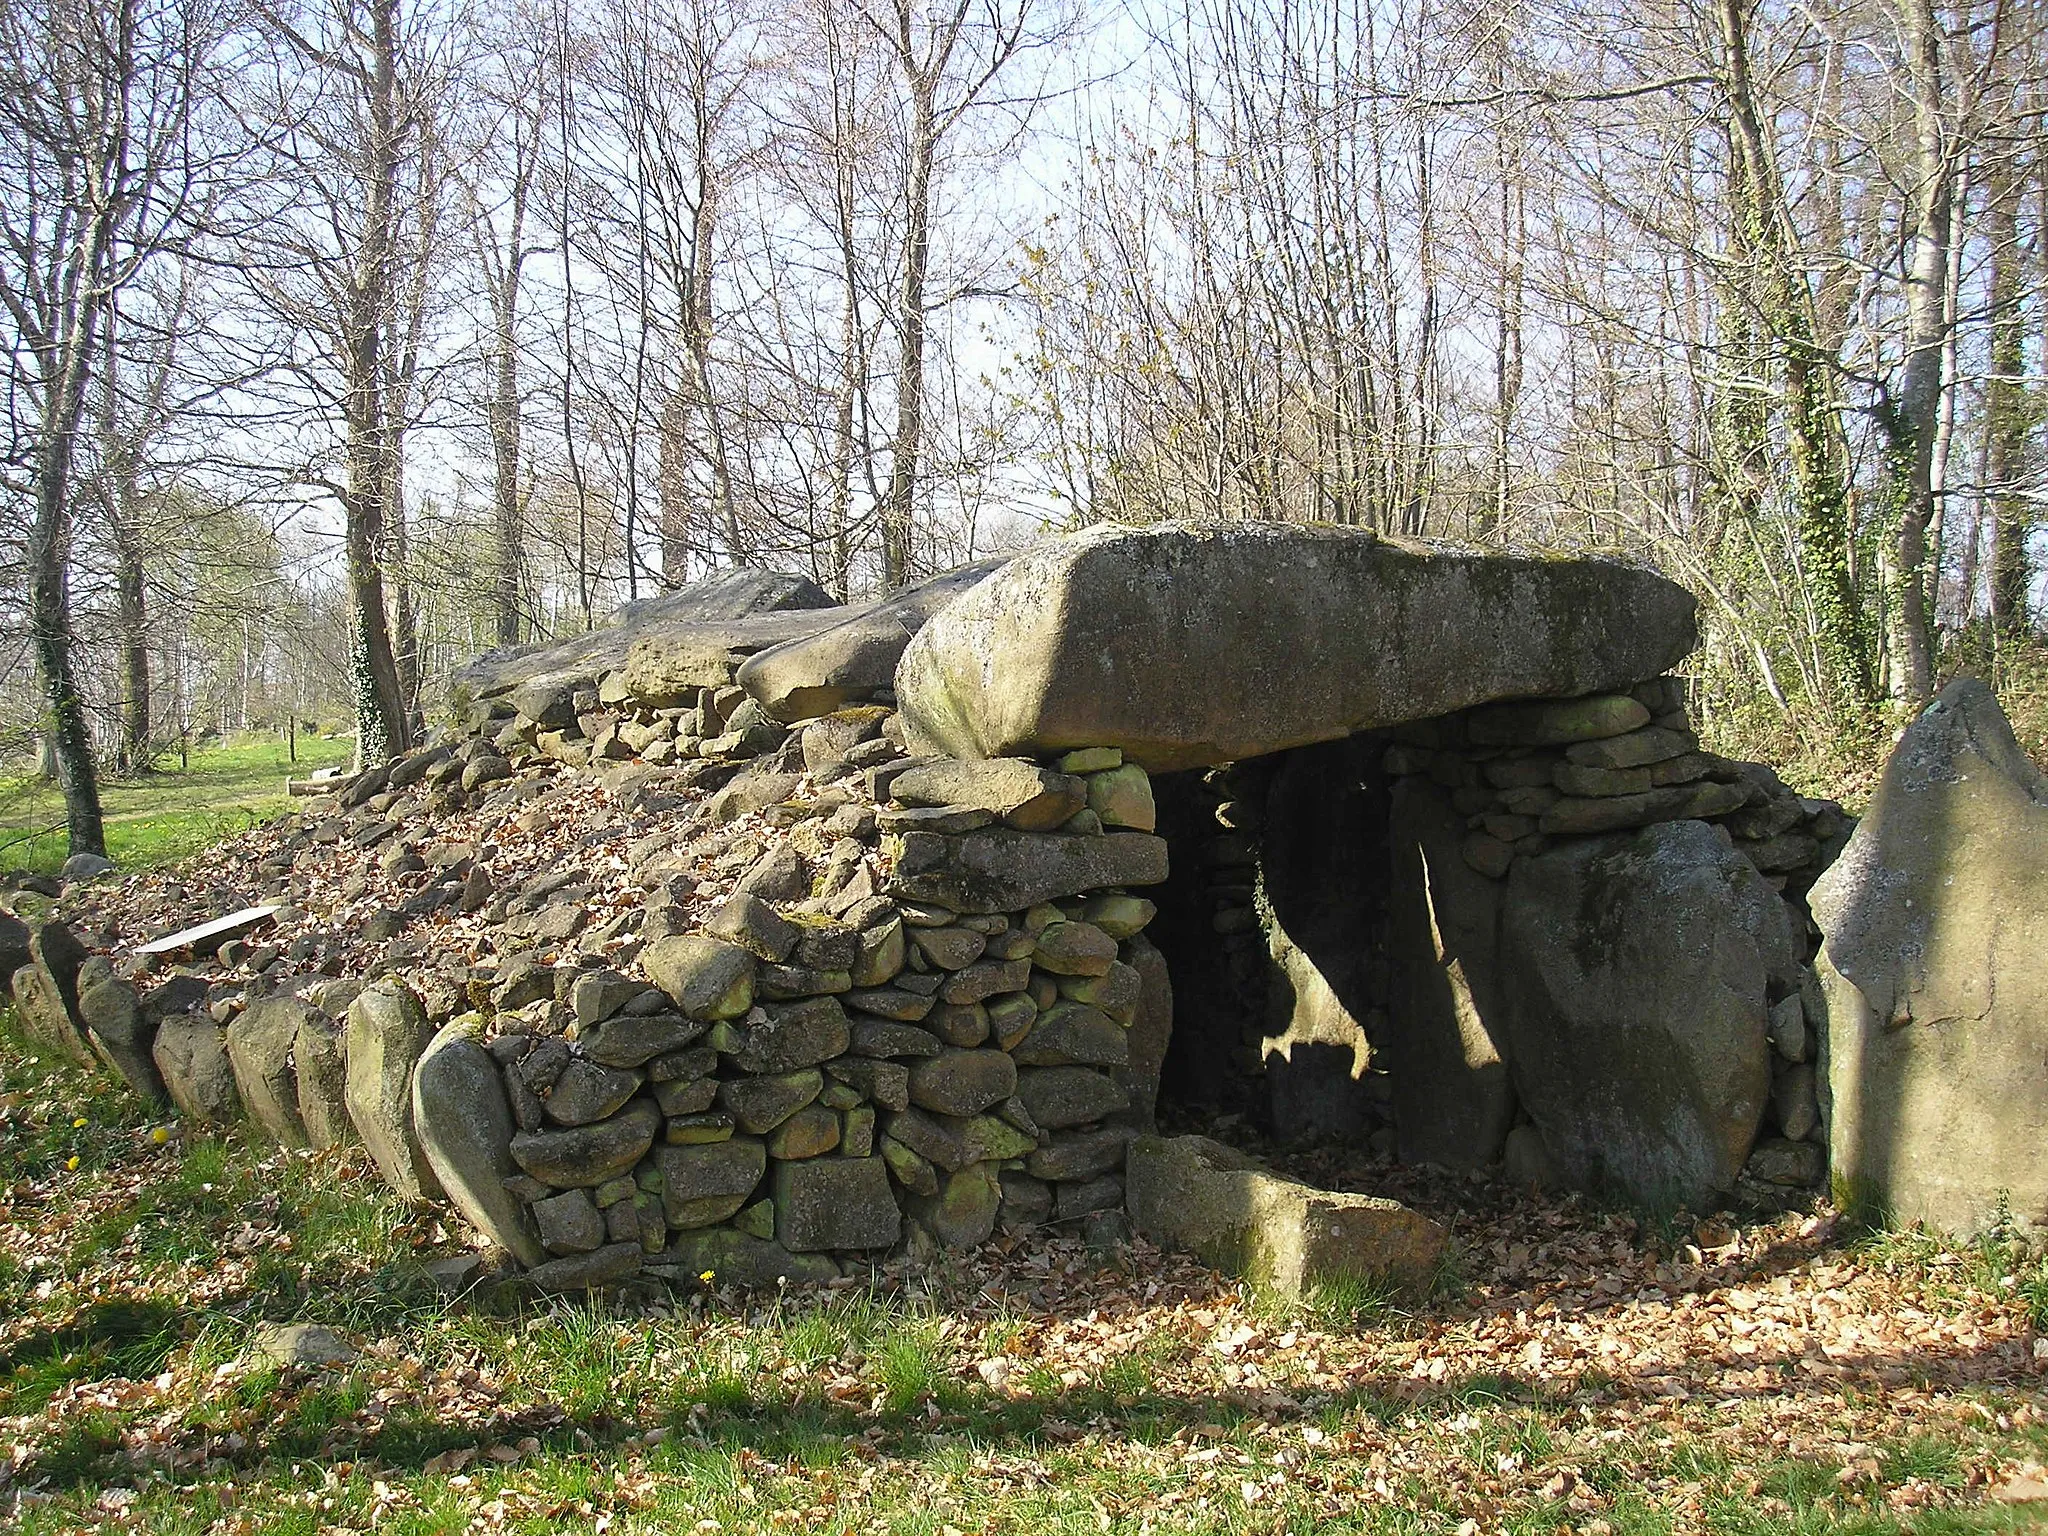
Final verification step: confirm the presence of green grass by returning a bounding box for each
[6,1012,2048,1533]
[0,731,352,873]
[1855,1211,2048,1334]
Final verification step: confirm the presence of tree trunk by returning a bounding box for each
[99,333,152,772]
[1487,139,1524,539]
[882,91,937,587]
[386,448,422,732]
[829,283,860,599]
[1988,162,2034,629]
[1885,0,1952,704]
[658,389,692,585]
[687,166,736,564]
[29,442,106,856]
[115,524,150,770]
[347,0,415,768]
[1716,0,1873,705]
[489,254,525,645]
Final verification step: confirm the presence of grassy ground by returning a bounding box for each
[0,735,353,875]
[3,1019,2047,1534]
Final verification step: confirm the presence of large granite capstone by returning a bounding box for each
[895,522,1699,771]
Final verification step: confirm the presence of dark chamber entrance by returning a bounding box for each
[1146,734,1399,1149]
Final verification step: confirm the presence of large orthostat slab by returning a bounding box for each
[738,558,1008,722]
[1499,819,1799,1208]
[1813,680,2048,1238]
[895,522,1699,771]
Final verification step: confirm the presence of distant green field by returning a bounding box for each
[0,734,354,875]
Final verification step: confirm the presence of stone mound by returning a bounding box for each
[32,691,1175,1290]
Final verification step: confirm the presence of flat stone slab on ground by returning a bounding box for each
[1126,1134,1446,1299]
[245,1322,360,1368]
[134,905,281,958]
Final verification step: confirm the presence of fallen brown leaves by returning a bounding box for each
[6,1098,2048,1534]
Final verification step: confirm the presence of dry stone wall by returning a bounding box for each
[416,737,1173,1290]
[11,679,1173,1292]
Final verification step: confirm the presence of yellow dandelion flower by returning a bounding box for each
[700,1270,716,1284]
[65,1155,79,1171]
[72,1116,87,1128]
[151,1127,170,1145]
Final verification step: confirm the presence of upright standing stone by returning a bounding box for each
[1112,936,1173,1133]
[13,921,94,1065]
[1381,778,1515,1168]
[1813,680,2048,1237]
[412,1020,544,1266]
[152,1013,243,1125]
[1499,820,1800,1208]
[294,1010,353,1149]
[73,957,168,1105]
[345,982,443,1201]
[226,998,313,1147]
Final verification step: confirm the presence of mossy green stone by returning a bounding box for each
[880,1133,939,1196]
[665,1113,736,1145]
[643,935,756,1021]
[1081,893,1155,940]
[988,993,1039,1050]
[1057,747,1123,773]
[734,1199,776,1240]
[1086,764,1156,832]
[765,1104,841,1159]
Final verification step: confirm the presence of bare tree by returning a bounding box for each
[0,0,224,853]
[856,0,1068,584]
[460,7,552,646]
[245,0,458,763]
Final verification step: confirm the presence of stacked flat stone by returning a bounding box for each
[401,741,1169,1291]
[1376,676,1851,898]
[471,680,791,774]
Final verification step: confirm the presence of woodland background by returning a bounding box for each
[6,0,2047,855]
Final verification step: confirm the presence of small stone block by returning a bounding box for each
[774,1157,901,1251]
